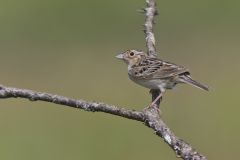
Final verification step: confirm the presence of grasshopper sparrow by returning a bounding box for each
[116,49,208,107]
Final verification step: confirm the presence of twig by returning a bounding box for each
[144,0,158,57]
[0,85,206,160]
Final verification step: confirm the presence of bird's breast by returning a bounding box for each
[128,75,175,90]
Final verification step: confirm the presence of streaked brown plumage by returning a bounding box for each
[116,49,208,106]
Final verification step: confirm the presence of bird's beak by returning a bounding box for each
[115,53,124,59]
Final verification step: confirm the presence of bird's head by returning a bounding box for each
[116,49,146,66]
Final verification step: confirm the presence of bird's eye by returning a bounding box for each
[129,52,134,56]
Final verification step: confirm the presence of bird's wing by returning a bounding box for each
[151,61,189,79]
[130,58,189,80]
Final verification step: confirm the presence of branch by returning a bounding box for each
[0,85,143,121]
[0,1,208,160]
[143,0,207,159]
[0,85,206,160]
[144,0,157,57]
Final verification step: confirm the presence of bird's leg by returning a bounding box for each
[150,91,163,107]
[144,89,165,114]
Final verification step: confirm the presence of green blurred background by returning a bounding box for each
[0,0,239,159]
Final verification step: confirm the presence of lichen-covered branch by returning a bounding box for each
[0,85,206,160]
[0,1,207,160]
[144,108,207,160]
[144,0,158,57]
[143,0,207,159]
[0,85,143,121]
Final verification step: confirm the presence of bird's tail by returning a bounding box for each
[179,75,209,91]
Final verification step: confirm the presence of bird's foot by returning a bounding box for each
[143,104,161,115]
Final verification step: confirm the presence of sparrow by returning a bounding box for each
[116,49,208,107]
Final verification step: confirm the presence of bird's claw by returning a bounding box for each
[143,104,161,115]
